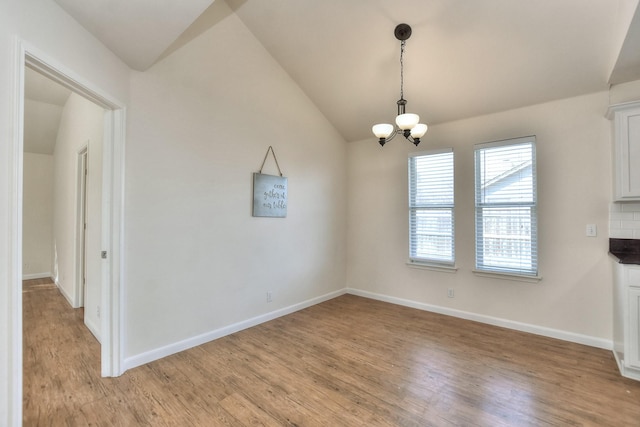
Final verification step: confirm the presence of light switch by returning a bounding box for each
[586,224,597,237]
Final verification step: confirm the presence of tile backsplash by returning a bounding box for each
[610,203,640,238]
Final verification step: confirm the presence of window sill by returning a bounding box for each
[472,269,542,283]
[406,261,458,273]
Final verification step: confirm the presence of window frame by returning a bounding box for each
[408,148,455,269]
[473,136,538,278]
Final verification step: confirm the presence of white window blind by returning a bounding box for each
[408,149,454,265]
[474,137,537,276]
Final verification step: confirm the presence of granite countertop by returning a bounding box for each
[610,238,640,264]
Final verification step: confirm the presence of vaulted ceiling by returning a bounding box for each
[29,0,640,145]
[223,0,640,141]
[53,0,215,71]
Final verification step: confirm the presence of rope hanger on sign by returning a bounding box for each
[258,146,283,177]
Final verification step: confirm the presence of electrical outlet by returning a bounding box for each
[266,291,272,303]
[447,288,454,298]
[586,224,597,237]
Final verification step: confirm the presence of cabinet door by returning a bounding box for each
[615,106,640,200]
[628,287,640,369]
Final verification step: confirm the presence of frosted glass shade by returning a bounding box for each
[396,113,420,130]
[410,123,428,138]
[372,123,394,138]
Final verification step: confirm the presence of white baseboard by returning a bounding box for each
[123,288,347,371]
[613,350,640,381]
[22,272,52,280]
[55,279,75,308]
[346,288,613,351]
[84,317,101,344]
[123,286,614,373]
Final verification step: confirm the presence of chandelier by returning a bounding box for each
[372,23,427,147]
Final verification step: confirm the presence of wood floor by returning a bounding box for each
[23,278,640,426]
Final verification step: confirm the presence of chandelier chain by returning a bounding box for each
[400,39,405,100]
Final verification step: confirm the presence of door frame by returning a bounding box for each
[9,38,126,423]
[76,146,88,309]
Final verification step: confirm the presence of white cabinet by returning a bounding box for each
[628,287,640,369]
[612,261,640,381]
[608,102,640,201]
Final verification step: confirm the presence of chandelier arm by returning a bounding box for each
[386,130,400,143]
[406,135,420,146]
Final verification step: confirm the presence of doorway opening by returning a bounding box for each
[21,47,124,373]
[9,40,126,424]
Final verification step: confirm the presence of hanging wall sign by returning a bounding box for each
[253,146,287,218]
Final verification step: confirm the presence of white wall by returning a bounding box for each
[0,1,129,424]
[123,1,347,362]
[22,152,53,279]
[52,92,104,338]
[347,92,613,345]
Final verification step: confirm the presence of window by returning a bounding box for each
[474,136,537,276]
[408,149,454,266]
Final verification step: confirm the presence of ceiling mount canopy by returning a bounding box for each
[372,23,427,147]
[394,23,412,41]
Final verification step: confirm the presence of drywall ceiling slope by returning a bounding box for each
[155,0,242,64]
[54,0,214,71]
[228,0,623,142]
[24,68,72,154]
[25,68,71,106]
[610,2,640,84]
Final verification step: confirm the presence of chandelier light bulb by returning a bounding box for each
[395,113,420,130]
[410,123,428,139]
[372,123,394,139]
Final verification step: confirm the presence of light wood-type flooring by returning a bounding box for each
[23,278,640,426]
